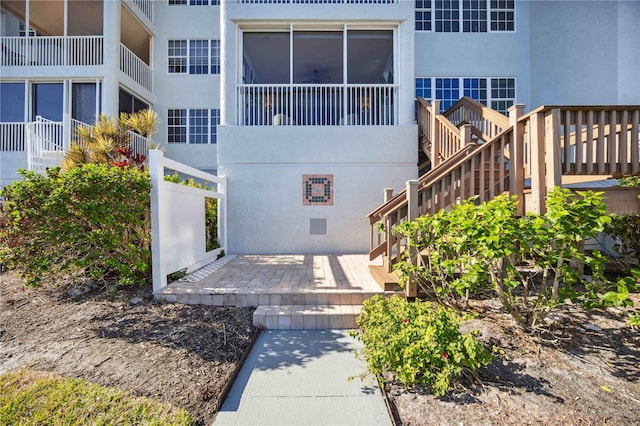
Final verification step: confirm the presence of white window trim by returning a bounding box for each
[167,39,220,75]
[167,108,220,144]
[415,0,516,33]
[414,76,516,114]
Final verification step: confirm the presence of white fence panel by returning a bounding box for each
[149,150,227,292]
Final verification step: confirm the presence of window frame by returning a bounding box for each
[168,39,221,75]
[415,0,515,33]
[415,76,515,114]
[167,108,220,144]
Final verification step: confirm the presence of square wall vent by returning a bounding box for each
[310,218,327,235]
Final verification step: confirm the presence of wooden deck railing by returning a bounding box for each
[369,101,640,294]
[444,96,509,141]
[416,98,473,168]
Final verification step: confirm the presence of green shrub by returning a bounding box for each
[353,295,493,396]
[605,214,640,271]
[0,369,194,425]
[0,165,151,288]
[393,188,638,329]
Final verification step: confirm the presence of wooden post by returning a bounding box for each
[508,104,525,216]
[545,108,562,195]
[384,188,393,202]
[406,180,419,298]
[460,123,472,146]
[431,100,440,168]
[528,112,546,214]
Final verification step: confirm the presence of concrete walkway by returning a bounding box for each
[214,329,392,426]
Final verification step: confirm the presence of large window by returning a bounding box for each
[168,109,220,144]
[72,83,99,124]
[32,83,63,121]
[243,29,393,85]
[0,83,25,122]
[416,77,515,114]
[168,40,220,75]
[415,0,514,32]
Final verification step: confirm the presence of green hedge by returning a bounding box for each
[0,165,151,287]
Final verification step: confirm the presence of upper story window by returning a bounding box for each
[168,108,220,144]
[415,77,515,114]
[168,40,220,74]
[415,0,514,32]
[168,0,220,5]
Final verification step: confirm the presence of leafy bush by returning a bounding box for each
[605,214,640,271]
[353,295,493,396]
[394,188,638,329]
[615,176,640,187]
[0,165,151,288]
[0,369,194,425]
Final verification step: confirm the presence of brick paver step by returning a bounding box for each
[252,304,362,330]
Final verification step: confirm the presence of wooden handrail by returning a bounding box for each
[370,99,640,292]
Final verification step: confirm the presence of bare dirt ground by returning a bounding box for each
[0,271,255,426]
[388,298,640,425]
[2,269,640,426]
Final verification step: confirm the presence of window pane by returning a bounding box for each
[415,78,432,99]
[211,40,220,74]
[168,40,187,73]
[72,83,97,124]
[168,109,187,143]
[210,109,220,143]
[190,40,209,74]
[189,109,208,144]
[33,83,63,121]
[0,83,25,122]
[294,31,343,84]
[347,30,393,84]
[435,78,459,112]
[243,32,290,84]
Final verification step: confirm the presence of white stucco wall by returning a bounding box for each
[218,125,417,254]
[0,151,27,189]
[414,2,530,106]
[529,0,640,106]
[151,2,220,170]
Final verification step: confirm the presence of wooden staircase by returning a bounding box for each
[368,97,640,294]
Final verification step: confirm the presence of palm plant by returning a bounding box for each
[62,109,159,171]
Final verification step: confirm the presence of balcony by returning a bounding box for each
[237,84,397,126]
[120,44,153,92]
[238,0,396,3]
[0,36,104,67]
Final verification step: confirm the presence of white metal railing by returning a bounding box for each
[26,117,65,173]
[131,0,153,21]
[0,36,103,67]
[0,123,26,151]
[237,84,397,126]
[149,150,227,292]
[26,117,152,173]
[239,0,396,3]
[120,44,153,92]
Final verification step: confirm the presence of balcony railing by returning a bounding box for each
[0,36,103,67]
[237,84,397,126]
[238,0,396,3]
[131,0,153,21]
[120,44,153,92]
[0,123,26,151]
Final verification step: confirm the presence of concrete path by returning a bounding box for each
[214,330,392,426]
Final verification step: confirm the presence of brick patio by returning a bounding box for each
[154,254,398,329]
